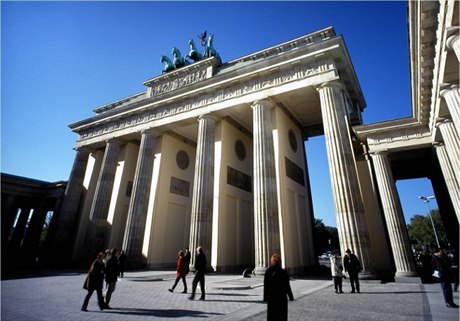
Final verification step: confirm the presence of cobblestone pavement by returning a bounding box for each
[1,270,459,320]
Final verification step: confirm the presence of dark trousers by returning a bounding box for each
[348,273,360,293]
[191,271,205,299]
[172,275,187,292]
[440,281,454,304]
[82,288,104,309]
[333,276,343,292]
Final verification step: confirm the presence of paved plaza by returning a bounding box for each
[1,270,459,321]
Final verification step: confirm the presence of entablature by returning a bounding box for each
[69,27,365,149]
[354,119,432,153]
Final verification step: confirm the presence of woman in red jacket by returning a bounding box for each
[168,250,188,293]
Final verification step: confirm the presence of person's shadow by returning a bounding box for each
[102,307,224,318]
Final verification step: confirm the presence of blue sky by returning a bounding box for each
[1,1,438,227]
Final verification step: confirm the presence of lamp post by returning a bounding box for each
[418,196,440,248]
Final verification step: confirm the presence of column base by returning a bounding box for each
[395,271,419,278]
[253,266,267,276]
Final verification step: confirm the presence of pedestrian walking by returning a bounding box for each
[263,253,294,321]
[330,250,344,293]
[432,247,459,308]
[104,248,119,308]
[343,248,361,293]
[169,250,188,293]
[117,250,127,278]
[81,252,107,311]
[184,247,191,275]
[189,247,207,300]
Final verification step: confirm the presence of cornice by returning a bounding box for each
[69,27,365,147]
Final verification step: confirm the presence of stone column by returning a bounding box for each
[440,85,460,137]
[189,115,216,269]
[7,205,32,254]
[316,81,374,273]
[20,199,49,260]
[370,152,417,277]
[123,130,157,266]
[434,143,460,223]
[84,139,121,255]
[1,195,17,246]
[436,119,460,184]
[446,31,460,62]
[46,147,90,260]
[252,99,280,275]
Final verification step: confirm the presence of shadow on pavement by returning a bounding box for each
[103,307,224,318]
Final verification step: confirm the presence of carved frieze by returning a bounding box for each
[78,60,333,141]
[367,128,431,147]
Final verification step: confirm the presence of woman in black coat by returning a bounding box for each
[263,254,294,321]
[81,252,106,311]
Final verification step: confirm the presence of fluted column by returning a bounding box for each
[440,85,460,137]
[47,147,90,259]
[189,115,216,269]
[7,205,32,254]
[123,130,157,266]
[434,143,460,222]
[252,99,280,275]
[317,81,374,273]
[84,139,121,255]
[370,152,417,277]
[446,31,460,62]
[436,119,460,184]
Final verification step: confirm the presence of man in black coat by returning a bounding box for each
[263,254,294,321]
[104,248,119,308]
[343,248,361,293]
[189,247,207,300]
[432,247,459,308]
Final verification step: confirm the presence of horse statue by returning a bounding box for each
[172,47,188,69]
[186,39,203,63]
[160,55,175,73]
[204,34,221,63]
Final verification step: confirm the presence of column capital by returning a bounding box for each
[440,84,459,97]
[197,113,218,122]
[433,141,445,148]
[141,128,159,136]
[435,117,453,128]
[73,145,92,154]
[316,80,343,92]
[369,150,389,157]
[251,98,275,109]
[446,27,460,51]
[105,138,122,145]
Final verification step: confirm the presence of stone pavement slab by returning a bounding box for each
[1,270,459,320]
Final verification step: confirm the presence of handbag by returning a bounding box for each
[83,274,91,289]
[432,270,440,278]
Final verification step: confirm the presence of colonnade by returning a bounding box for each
[58,77,394,275]
[1,174,65,268]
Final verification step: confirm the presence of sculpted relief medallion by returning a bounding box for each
[235,139,246,161]
[289,129,298,152]
[176,150,190,170]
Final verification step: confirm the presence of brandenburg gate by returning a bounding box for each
[54,26,420,277]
